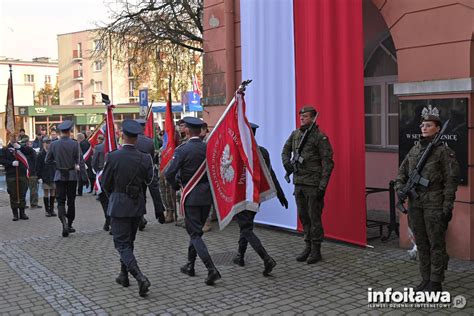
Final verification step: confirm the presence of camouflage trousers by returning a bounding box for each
[159,174,176,213]
[408,204,449,283]
[6,176,29,209]
[295,185,324,245]
[28,175,39,206]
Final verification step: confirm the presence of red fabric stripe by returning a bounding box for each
[293,0,366,246]
[159,98,176,173]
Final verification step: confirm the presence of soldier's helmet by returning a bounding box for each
[421,105,441,126]
[299,106,317,117]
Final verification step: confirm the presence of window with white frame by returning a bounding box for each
[93,39,103,52]
[44,75,51,83]
[94,61,102,71]
[94,81,103,92]
[24,74,34,83]
[364,35,398,149]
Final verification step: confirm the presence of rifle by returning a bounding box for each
[284,113,318,183]
[396,119,450,214]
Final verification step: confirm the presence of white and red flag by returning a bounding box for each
[95,104,117,193]
[206,90,275,230]
[159,78,176,173]
[9,148,30,178]
[192,75,201,96]
[83,124,105,161]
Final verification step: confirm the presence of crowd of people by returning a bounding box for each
[0,104,459,298]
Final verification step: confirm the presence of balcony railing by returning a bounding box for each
[74,90,84,100]
[72,50,83,60]
[73,69,83,80]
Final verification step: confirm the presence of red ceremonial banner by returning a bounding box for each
[206,92,276,229]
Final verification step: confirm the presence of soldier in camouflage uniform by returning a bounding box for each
[282,106,334,264]
[395,108,459,292]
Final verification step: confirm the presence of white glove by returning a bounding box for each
[75,164,80,171]
[38,178,43,184]
[13,143,20,149]
[12,160,19,167]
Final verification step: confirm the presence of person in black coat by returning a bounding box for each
[36,136,57,217]
[165,117,221,286]
[101,119,162,297]
[232,123,288,276]
[0,134,34,221]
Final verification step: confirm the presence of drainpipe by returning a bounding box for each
[225,0,236,105]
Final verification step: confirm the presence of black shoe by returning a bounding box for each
[203,257,221,286]
[103,222,110,231]
[414,280,430,292]
[12,208,19,221]
[19,209,29,220]
[116,263,130,287]
[61,218,69,237]
[296,243,311,262]
[31,205,42,209]
[263,257,277,276]
[50,211,57,217]
[45,212,52,217]
[307,244,322,264]
[428,281,443,292]
[180,262,196,276]
[232,253,245,267]
[129,265,150,297]
[68,226,76,233]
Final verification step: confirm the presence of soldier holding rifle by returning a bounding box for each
[395,106,459,293]
[281,106,334,264]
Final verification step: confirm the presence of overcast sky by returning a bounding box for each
[0,0,113,60]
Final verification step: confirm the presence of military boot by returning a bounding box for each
[203,257,221,286]
[19,208,29,220]
[58,206,69,237]
[43,197,51,217]
[49,196,57,217]
[115,262,130,287]
[11,208,19,221]
[255,246,276,276]
[296,242,311,262]
[181,247,196,276]
[428,281,443,292]
[307,244,322,264]
[128,264,151,297]
[413,279,430,292]
[232,245,246,267]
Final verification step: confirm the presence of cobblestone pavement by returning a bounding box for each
[0,186,473,315]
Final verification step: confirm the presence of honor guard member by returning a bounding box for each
[101,119,157,297]
[165,116,221,286]
[282,106,334,264]
[0,134,34,221]
[36,136,58,217]
[135,119,165,228]
[395,107,459,292]
[45,120,84,237]
[232,123,288,276]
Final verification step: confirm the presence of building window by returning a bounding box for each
[129,80,135,97]
[93,39,103,52]
[45,75,51,83]
[94,61,102,71]
[364,79,399,149]
[94,81,103,92]
[24,74,34,83]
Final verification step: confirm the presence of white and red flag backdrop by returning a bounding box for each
[84,124,105,161]
[159,97,176,173]
[206,92,276,230]
[241,0,366,246]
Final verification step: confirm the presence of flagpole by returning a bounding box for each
[206,80,252,141]
[9,65,20,204]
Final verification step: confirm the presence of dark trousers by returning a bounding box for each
[408,205,448,283]
[56,181,77,225]
[185,205,211,262]
[236,210,265,255]
[77,178,86,195]
[28,175,39,206]
[111,217,141,269]
[6,176,28,209]
[295,185,324,245]
[142,173,165,219]
[98,192,110,225]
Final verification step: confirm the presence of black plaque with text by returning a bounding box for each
[399,98,468,185]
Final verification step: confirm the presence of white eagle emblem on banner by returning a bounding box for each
[220,144,234,183]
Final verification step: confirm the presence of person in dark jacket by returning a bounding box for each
[25,141,41,209]
[0,134,34,221]
[77,133,91,196]
[32,132,43,149]
[101,119,159,297]
[92,135,111,231]
[232,123,288,276]
[36,136,57,217]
